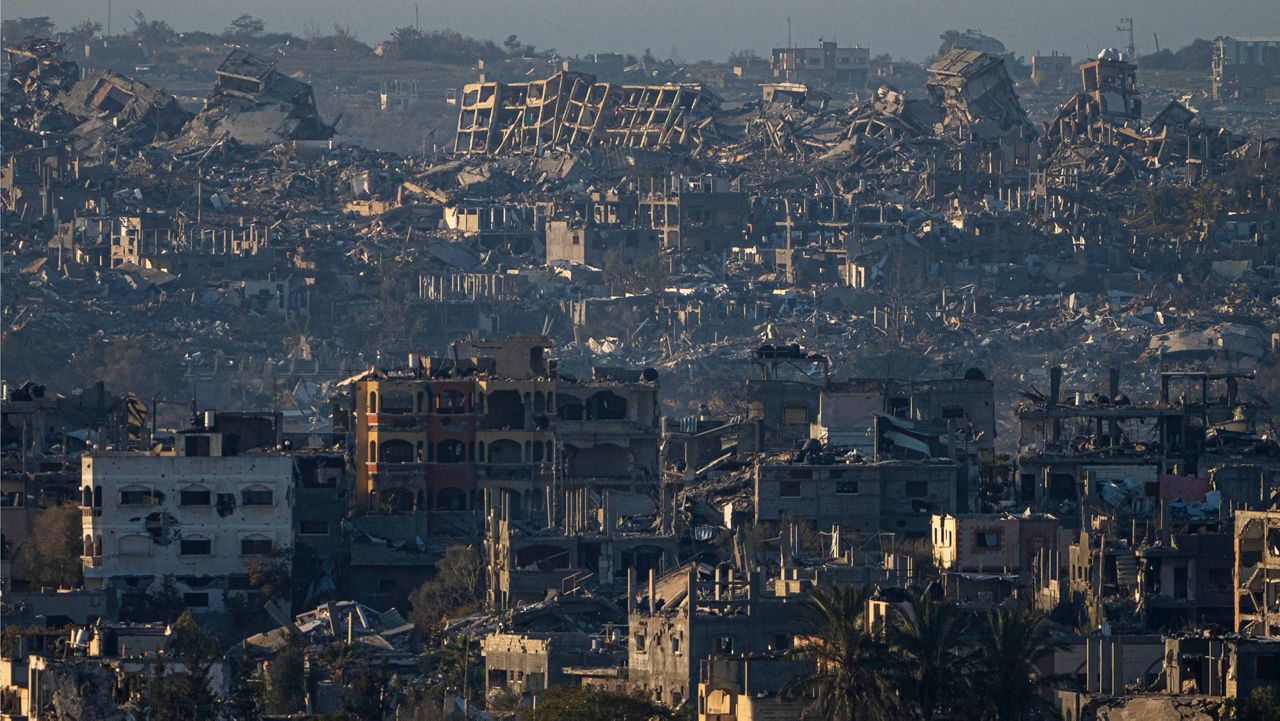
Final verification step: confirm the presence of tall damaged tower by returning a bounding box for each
[925,49,1038,140]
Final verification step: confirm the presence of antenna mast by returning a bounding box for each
[1116,18,1135,59]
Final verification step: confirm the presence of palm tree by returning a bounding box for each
[785,584,890,721]
[974,606,1071,721]
[886,591,973,720]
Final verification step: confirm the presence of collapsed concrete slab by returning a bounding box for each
[454,70,721,155]
[926,48,1038,140]
[55,71,191,151]
[174,49,333,151]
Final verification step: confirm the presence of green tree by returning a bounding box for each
[436,632,482,707]
[15,503,83,589]
[260,639,307,714]
[1229,685,1280,721]
[886,592,972,721]
[1,17,56,43]
[785,585,889,721]
[245,548,292,603]
[1139,39,1214,71]
[69,336,179,399]
[143,611,219,721]
[61,20,102,45]
[527,686,680,721]
[382,26,504,64]
[224,657,262,721]
[318,641,357,685]
[130,11,176,48]
[227,14,265,40]
[409,545,483,632]
[337,659,390,720]
[974,606,1070,721]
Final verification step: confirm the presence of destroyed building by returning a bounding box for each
[175,49,333,150]
[1,10,1278,719]
[454,71,722,155]
[626,563,804,709]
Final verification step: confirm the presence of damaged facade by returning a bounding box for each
[2,12,1279,720]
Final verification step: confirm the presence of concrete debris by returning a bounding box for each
[2,23,1279,721]
[172,49,334,151]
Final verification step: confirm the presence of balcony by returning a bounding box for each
[370,414,424,432]
[370,462,428,482]
[478,463,551,483]
[555,418,658,440]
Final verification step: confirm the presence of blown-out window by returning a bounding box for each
[119,486,156,506]
[240,535,274,555]
[180,537,212,556]
[241,486,274,506]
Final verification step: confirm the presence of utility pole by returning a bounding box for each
[462,630,470,716]
[1116,18,1135,60]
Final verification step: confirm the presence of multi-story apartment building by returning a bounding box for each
[354,336,661,525]
[79,420,294,613]
[770,40,870,88]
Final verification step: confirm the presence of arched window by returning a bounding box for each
[368,440,377,463]
[379,439,414,464]
[241,485,274,506]
[180,485,212,507]
[558,394,584,420]
[180,534,213,556]
[437,439,466,463]
[118,534,152,557]
[488,439,522,464]
[118,485,155,506]
[240,534,274,556]
[438,389,467,414]
[368,390,378,413]
[484,390,523,428]
[588,390,628,420]
[380,390,413,414]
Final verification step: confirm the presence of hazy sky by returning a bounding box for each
[6,0,1278,62]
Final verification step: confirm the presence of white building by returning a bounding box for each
[80,429,294,613]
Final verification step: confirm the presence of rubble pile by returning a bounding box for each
[3,20,1280,721]
[0,34,1275,442]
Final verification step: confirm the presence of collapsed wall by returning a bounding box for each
[454,71,721,155]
